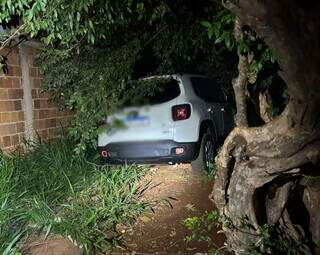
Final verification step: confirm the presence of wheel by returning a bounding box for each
[191,131,216,173]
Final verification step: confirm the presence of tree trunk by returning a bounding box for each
[211,0,320,253]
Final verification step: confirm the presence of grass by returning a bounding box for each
[0,154,25,255]
[0,138,150,254]
[206,162,217,178]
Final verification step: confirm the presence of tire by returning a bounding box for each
[191,131,216,173]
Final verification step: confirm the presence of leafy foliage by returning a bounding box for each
[0,0,170,46]
[0,138,150,254]
[184,210,220,243]
[0,0,236,150]
[38,41,142,151]
[183,210,228,254]
[248,224,311,255]
[201,8,289,125]
[184,210,310,255]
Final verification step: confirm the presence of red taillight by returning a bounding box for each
[172,104,191,121]
[100,150,109,158]
[174,147,185,155]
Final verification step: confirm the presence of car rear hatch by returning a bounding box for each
[98,77,180,150]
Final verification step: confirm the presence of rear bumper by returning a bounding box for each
[98,140,198,164]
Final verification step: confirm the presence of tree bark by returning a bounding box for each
[259,91,272,123]
[211,0,320,253]
[232,17,248,127]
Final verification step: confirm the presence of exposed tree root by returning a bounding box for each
[211,119,320,253]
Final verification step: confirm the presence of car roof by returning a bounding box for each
[139,73,209,81]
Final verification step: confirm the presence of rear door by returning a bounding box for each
[98,78,180,146]
[190,77,225,137]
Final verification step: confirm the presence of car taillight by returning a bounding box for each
[100,150,109,158]
[172,104,191,121]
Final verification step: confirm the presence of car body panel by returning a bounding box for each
[97,73,233,162]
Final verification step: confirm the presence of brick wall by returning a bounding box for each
[0,43,73,152]
[26,45,73,142]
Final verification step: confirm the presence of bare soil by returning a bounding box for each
[22,234,82,255]
[110,164,225,254]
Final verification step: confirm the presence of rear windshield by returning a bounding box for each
[148,79,180,104]
[125,78,180,106]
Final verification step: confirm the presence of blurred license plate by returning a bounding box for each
[124,115,150,126]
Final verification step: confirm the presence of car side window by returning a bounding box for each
[190,77,224,103]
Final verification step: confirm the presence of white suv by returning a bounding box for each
[98,74,233,172]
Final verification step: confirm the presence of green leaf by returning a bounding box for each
[200,20,212,28]
[214,35,224,44]
[76,12,81,21]
[225,33,233,49]
[208,27,214,39]
[3,231,25,255]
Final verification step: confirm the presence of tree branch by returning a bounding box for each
[232,17,249,127]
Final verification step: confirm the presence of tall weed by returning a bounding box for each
[0,138,149,254]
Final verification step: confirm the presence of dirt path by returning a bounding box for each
[24,164,225,255]
[111,164,225,254]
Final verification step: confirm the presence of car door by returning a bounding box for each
[207,101,224,137]
[220,93,234,136]
[190,77,225,138]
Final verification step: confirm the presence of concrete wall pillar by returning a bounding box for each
[19,43,35,142]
